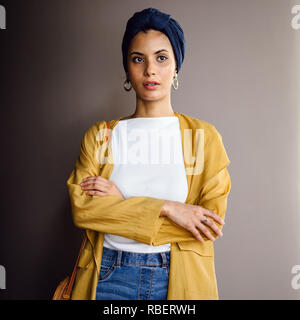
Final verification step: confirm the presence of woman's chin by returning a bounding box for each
[137,91,165,101]
[139,95,162,102]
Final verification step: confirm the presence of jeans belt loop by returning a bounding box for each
[160,252,168,268]
[116,250,122,268]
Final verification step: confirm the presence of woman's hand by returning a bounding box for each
[80,176,125,199]
[160,200,225,243]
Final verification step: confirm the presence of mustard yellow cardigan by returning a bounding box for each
[66,111,231,300]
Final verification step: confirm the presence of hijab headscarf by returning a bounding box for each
[122,8,185,76]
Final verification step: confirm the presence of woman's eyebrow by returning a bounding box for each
[130,49,169,56]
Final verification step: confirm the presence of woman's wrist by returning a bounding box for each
[160,200,172,217]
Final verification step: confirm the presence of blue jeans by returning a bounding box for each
[96,246,170,300]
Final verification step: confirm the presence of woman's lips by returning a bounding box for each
[143,83,160,90]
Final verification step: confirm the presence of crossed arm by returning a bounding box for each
[67,124,231,246]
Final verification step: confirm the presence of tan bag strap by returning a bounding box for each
[65,233,87,298]
[105,121,110,142]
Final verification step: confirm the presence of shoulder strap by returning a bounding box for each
[65,234,87,299]
[105,121,110,142]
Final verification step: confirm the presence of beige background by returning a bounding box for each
[0,0,299,299]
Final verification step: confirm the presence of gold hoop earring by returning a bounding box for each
[123,79,132,91]
[172,73,179,90]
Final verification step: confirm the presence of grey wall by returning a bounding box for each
[0,0,299,299]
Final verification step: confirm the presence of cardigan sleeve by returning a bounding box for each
[151,124,231,245]
[151,167,231,245]
[66,123,166,245]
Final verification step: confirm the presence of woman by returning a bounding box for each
[67,7,231,300]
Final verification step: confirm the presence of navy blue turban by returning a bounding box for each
[122,8,185,76]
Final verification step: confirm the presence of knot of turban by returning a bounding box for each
[122,8,185,76]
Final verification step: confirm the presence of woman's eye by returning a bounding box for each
[132,56,168,63]
[132,57,143,63]
[157,56,167,62]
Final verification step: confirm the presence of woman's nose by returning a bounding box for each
[144,61,156,76]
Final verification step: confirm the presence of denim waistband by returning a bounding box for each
[101,246,170,268]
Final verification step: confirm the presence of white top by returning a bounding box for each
[103,116,188,253]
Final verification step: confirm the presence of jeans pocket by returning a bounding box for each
[99,259,116,282]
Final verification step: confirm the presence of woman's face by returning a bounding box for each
[127,29,177,101]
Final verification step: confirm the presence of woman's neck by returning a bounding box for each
[127,98,174,119]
